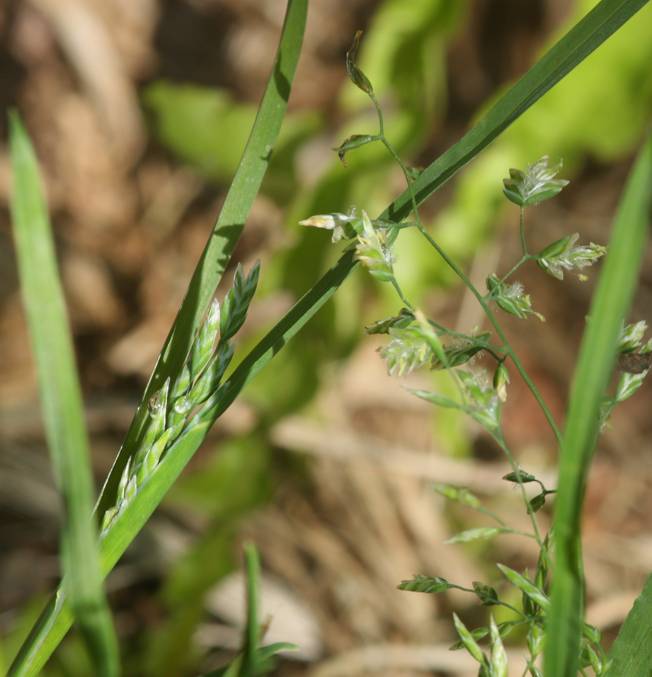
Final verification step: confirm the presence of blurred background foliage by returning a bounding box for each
[1,0,651,675]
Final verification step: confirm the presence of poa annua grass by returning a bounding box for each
[8,0,652,674]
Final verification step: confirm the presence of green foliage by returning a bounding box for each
[10,1,652,675]
[8,2,308,674]
[170,435,272,518]
[144,529,234,677]
[145,84,255,181]
[341,0,465,121]
[142,435,272,677]
[93,0,309,531]
[433,1,652,267]
[144,82,320,202]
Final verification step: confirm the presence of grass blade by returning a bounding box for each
[95,0,309,519]
[242,543,261,675]
[8,1,649,673]
[544,137,652,676]
[606,574,652,675]
[8,112,120,676]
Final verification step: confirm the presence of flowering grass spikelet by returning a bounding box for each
[365,308,414,335]
[489,615,508,677]
[220,262,260,341]
[503,156,569,207]
[493,362,510,402]
[458,369,502,434]
[298,210,358,243]
[100,263,260,534]
[618,320,648,353]
[487,274,544,321]
[379,326,430,376]
[453,613,486,666]
[345,30,374,96]
[537,233,606,280]
[190,299,220,375]
[354,210,395,282]
[335,134,377,164]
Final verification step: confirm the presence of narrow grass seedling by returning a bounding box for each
[201,544,296,677]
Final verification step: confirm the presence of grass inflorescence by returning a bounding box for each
[300,29,652,676]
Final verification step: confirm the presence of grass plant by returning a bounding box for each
[7,0,652,674]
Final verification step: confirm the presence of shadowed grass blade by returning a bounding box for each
[606,574,652,675]
[95,0,309,519]
[8,112,119,677]
[544,136,652,676]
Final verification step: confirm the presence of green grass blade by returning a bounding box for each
[242,543,261,675]
[8,1,649,673]
[606,574,652,675]
[544,137,652,676]
[95,0,308,519]
[8,112,120,677]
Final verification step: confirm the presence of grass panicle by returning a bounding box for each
[101,264,260,534]
[308,24,651,676]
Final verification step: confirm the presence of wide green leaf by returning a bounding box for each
[8,113,119,675]
[544,137,652,676]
